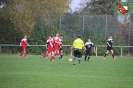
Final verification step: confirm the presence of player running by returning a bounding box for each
[40,36,51,58]
[103,35,116,60]
[19,35,29,58]
[53,33,60,59]
[84,38,96,62]
[41,36,55,62]
[59,35,63,59]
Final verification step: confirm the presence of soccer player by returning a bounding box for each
[103,35,116,60]
[53,33,60,58]
[72,35,85,66]
[48,36,55,62]
[59,35,63,59]
[40,36,51,58]
[19,35,29,58]
[41,36,55,62]
[84,38,96,62]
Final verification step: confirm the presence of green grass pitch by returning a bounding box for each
[0,55,133,88]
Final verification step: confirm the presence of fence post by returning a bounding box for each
[105,13,107,37]
[59,15,62,30]
[0,46,1,54]
[96,46,97,57]
[128,14,131,54]
[82,15,84,34]
[70,46,72,56]
[121,46,122,57]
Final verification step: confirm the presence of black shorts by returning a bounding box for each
[59,48,63,51]
[73,49,82,58]
[107,47,113,50]
[85,50,91,56]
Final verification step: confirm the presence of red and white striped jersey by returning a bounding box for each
[47,38,54,48]
[20,38,28,47]
[54,37,60,44]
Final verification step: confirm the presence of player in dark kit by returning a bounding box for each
[103,35,116,60]
[84,38,96,62]
[59,35,63,59]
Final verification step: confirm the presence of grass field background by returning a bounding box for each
[0,55,133,88]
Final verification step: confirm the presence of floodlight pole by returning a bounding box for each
[128,14,131,54]
[105,0,108,37]
[105,13,107,37]
[0,46,1,54]
[82,14,85,34]
[59,15,62,30]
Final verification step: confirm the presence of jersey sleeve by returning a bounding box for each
[92,43,95,47]
[107,39,110,42]
[85,42,87,47]
[61,40,63,44]
[20,40,22,46]
[46,40,49,44]
[73,40,76,48]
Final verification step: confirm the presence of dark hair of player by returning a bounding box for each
[88,38,91,40]
[78,35,81,38]
[51,35,54,37]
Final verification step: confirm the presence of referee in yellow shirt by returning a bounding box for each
[72,35,85,66]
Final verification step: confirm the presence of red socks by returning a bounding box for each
[20,52,23,57]
[50,56,54,62]
[42,54,48,57]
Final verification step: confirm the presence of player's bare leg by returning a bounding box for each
[54,50,57,56]
[60,50,63,59]
[50,51,55,62]
[84,55,87,61]
[23,49,28,58]
[54,50,60,59]
[57,50,60,59]
[111,50,116,60]
[19,51,23,58]
[78,58,81,66]
[103,50,109,59]
[40,52,49,58]
[19,48,24,58]
[87,55,90,62]
[73,56,76,65]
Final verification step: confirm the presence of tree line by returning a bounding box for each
[0,0,133,55]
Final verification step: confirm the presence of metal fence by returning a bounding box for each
[37,14,132,43]
[0,15,133,54]
[0,44,133,57]
[36,15,133,53]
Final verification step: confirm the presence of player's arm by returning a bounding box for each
[84,46,86,52]
[55,39,60,44]
[20,42,22,46]
[20,40,22,46]
[107,42,111,47]
[46,40,49,49]
[59,39,63,47]
[84,42,87,52]
[55,41,59,44]
[27,42,30,46]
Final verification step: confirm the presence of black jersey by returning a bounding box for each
[107,38,113,47]
[85,42,94,51]
[60,39,63,45]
